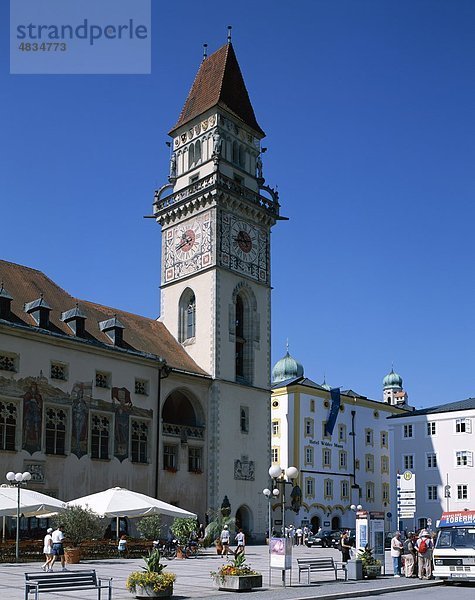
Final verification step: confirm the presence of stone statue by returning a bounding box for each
[213,130,222,155]
[169,152,177,178]
[256,154,263,179]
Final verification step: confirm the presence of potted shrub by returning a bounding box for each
[203,510,235,553]
[53,506,103,564]
[170,517,196,559]
[357,545,382,578]
[137,515,162,542]
[211,553,262,592]
[126,549,176,598]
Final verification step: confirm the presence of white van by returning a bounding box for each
[433,510,475,582]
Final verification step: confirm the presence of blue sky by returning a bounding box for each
[1,1,474,408]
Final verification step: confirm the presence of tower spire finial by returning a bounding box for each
[227,25,232,43]
[286,338,289,353]
[202,43,208,62]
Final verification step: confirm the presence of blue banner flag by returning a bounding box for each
[325,388,341,436]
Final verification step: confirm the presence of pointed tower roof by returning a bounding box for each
[170,43,265,137]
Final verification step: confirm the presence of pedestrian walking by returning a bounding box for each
[50,525,67,572]
[118,534,128,557]
[390,531,404,577]
[415,529,434,579]
[235,528,245,556]
[220,525,230,557]
[296,527,303,546]
[41,527,53,571]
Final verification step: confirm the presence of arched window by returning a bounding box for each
[232,140,239,164]
[188,144,195,170]
[195,140,201,163]
[235,295,245,377]
[239,145,245,168]
[179,288,196,343]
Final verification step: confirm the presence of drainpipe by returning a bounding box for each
[155,357,171,499]
[350,410,359,502]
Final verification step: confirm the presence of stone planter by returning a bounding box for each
[213,574,263,591]
[64,547,81,564]
[134,584,173,598]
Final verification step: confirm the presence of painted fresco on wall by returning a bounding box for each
[71,381,92,458]
[112,387,132,462]
[0,376,152,460]
[22,381,43,453]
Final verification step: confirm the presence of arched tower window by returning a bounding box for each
[188,144,195,170]
[235,295,245,377]
[179,288,196,343]
[232,140,239,164]
[195,140,201,163]
[239,145,245,168]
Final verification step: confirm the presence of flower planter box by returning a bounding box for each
[64,548,81,564]
[134,584,173,598]
[213,574,263,591]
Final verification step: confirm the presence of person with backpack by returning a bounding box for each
[415,529,433,579]
[402,532,416,577]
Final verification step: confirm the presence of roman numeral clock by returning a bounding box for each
[220,213,268,282]
[163,213,212,283]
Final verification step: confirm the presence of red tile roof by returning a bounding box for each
[0,259,208,376]
[170,43,265,137]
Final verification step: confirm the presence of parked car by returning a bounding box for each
[330,528,356,549]
[305,529,339,548]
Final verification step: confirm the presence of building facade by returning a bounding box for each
[0,41,278,540]
[388,398,475,532]
[270,353,408,533]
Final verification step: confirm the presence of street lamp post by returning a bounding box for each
[268,464,299,586]
[6,471,32,561]
[262,487,280,585]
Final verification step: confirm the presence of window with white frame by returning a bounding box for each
[322,447,331,468]
[304,418,314,437]
[339,450,347,469]
[0,351,18,373]
[305,446,314,465]
[403,454,414,470]
[365,428,374,446]
[0,401,17,451]
[131,420,148,463]
[310,399,315,412]
[382,483,390,502]
[50,361,68,381]
[457,484,468,500]
[456,450,473,467]
[322,421,331,438]
[341,480,349,500]
[427,485,438,501]
[338,424,346,442]
[134,378,148,396]
[381,431,388,447]
[426,453,437,469]
[456,418,472,433]
[366,482,375,502]
[427,422,436,436]
[90,414,110,459]
[324,478,333,499]
[305,477,315,497]
[381,455,389,473]
[272,420,279,436]
[271,447,279,463]
[45,407,66,455]
[365,454,374,472]
[403,424,413,438]
[95,370,111,389]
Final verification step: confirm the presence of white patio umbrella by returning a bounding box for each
[67,487,196,537]
[0,487,67,517]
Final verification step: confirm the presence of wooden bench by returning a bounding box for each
[297,557,347,583]
[25,570,112,600]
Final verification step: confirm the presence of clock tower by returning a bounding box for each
[153,41,281,532]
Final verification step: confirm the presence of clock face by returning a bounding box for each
[231,220,258,263]
[174,222,202,261]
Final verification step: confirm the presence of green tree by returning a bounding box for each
[170,517,197,544]
[53,506,103,547]
[137,515,162,540]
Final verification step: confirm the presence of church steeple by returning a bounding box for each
[170,43,264,137]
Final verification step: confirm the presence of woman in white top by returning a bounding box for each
[41,527,53,571]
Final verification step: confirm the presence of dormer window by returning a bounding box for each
[0,283,13,320]
[24,295,51,328]
[61,304,87,337]
[99,315,125,347]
